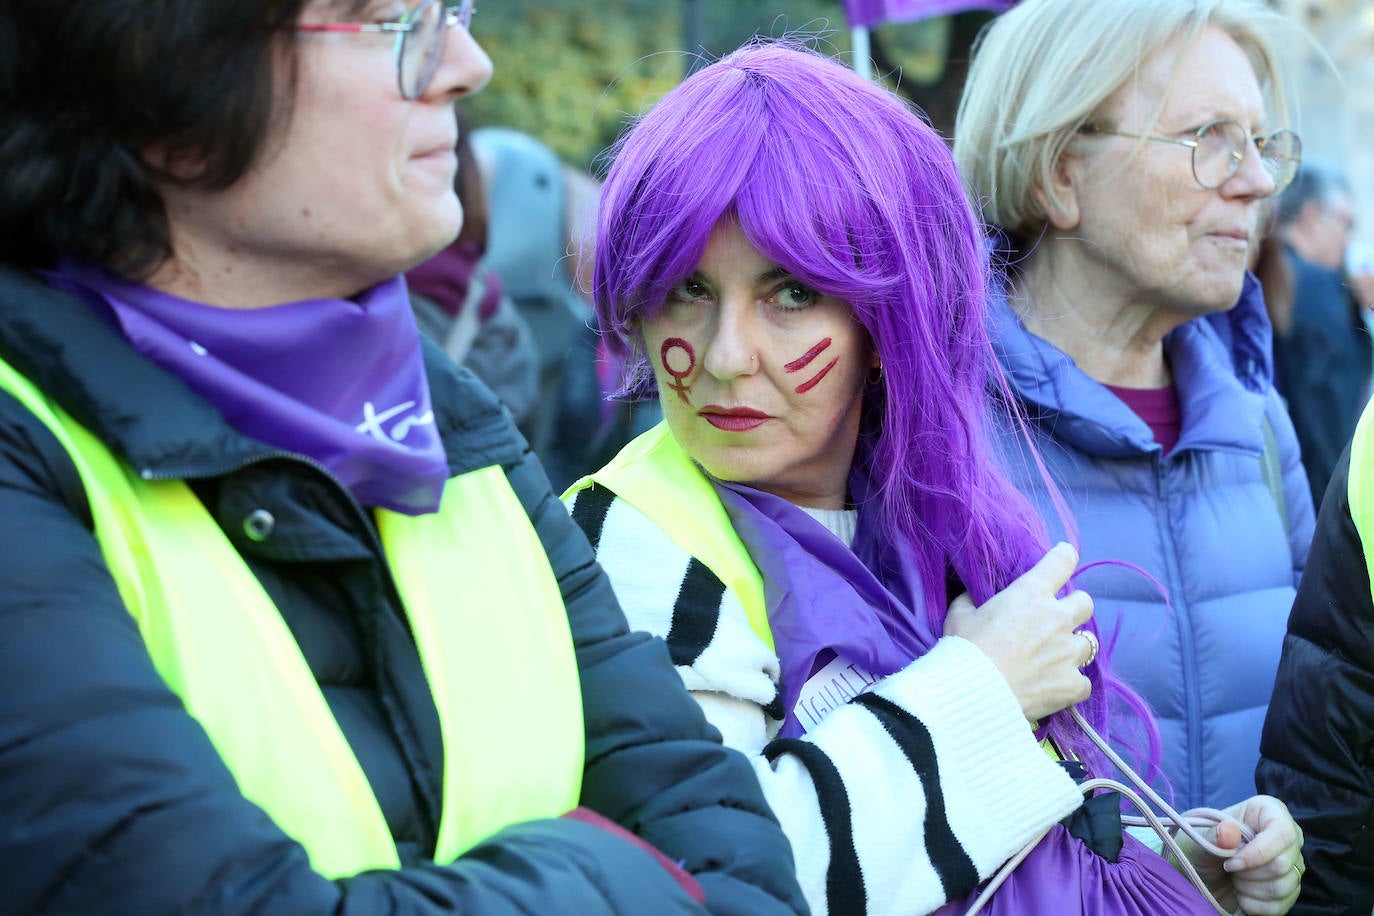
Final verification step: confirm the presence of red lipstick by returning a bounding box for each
[699,406,770,432]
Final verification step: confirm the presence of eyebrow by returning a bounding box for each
[1168,106,1268,133]
[683,266,797,287]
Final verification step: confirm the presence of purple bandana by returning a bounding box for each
[43,262,450,515]
[713,473,939,738]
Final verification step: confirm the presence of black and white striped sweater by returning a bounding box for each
[567,483,1084,916]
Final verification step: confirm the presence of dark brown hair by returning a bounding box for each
[0,0,312,276]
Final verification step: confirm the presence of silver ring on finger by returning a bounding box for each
[1076,628,1099,668]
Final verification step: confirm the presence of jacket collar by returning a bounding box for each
[992,272,1274,458]
[0,266,524,480]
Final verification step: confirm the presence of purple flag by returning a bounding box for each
[841,0,1015,28]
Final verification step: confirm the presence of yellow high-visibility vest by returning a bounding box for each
[0,355,584,879]
[566,422,773,651]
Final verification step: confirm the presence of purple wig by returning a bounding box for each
[594,41,1156,776]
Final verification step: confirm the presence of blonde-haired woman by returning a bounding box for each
[955,0,1313,829]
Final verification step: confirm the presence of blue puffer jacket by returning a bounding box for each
[991,274,1315,811]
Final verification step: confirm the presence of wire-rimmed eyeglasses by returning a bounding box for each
[1080,119,1302,198]
[297,0,475,100]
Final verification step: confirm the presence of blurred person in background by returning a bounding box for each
[0,1,808,912]
[1271,162,1370,506]
[406,114,541,425]
[955,0,1315,816]
[1251,207,1296,339]
[1350,243,1374,314]
[473,127,661,489]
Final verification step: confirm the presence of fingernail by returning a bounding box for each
[1223,858,1243,873]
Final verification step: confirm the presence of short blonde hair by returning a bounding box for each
[953,0,1296,237]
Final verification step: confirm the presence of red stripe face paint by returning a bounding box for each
[660,338,696,403]
[794,357,840,394]
[784,337,832,374]
[787,338,838,394]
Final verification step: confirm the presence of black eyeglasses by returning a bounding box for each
[297,0,475,100]
[1080,119,1302,198]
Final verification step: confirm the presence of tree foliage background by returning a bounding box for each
[465,0,961,172]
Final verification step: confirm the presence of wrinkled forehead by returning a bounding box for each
[1101,25,1268,129]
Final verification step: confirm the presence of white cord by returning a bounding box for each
[961,707,1253,916]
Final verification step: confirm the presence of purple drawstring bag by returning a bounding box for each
[932,826,1219,916]
[714,480,1223,916]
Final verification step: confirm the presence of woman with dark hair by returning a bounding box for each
[0,2,806,913]
[566,40,1302,916]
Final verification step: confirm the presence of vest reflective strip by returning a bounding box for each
[565,422,773,652]
[1348,400,1374,586]
[0,356,583,878]
[376,477,585,864]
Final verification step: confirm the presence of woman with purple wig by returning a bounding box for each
[566,41,1302,915]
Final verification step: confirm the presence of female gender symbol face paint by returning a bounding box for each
[660,337,696,403]
[638,220,872,510]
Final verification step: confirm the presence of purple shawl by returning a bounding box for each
[714,472,939,738]
[42,262,450,515]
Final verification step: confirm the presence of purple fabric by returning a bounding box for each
[405,238,503,321]
[1104,383,1183,455]
[841,0,1016,28]
[42,262,450,515]
[713,482,1216,912]
[713,477,937,738]
[932,827,1215,915]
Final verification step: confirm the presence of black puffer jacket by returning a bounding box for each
[1256,444,1374,916]
[0,267,807,915]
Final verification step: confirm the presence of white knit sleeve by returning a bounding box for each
[570,490,1083,916]
[696,638,1080,916]
[576,487,780,704]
